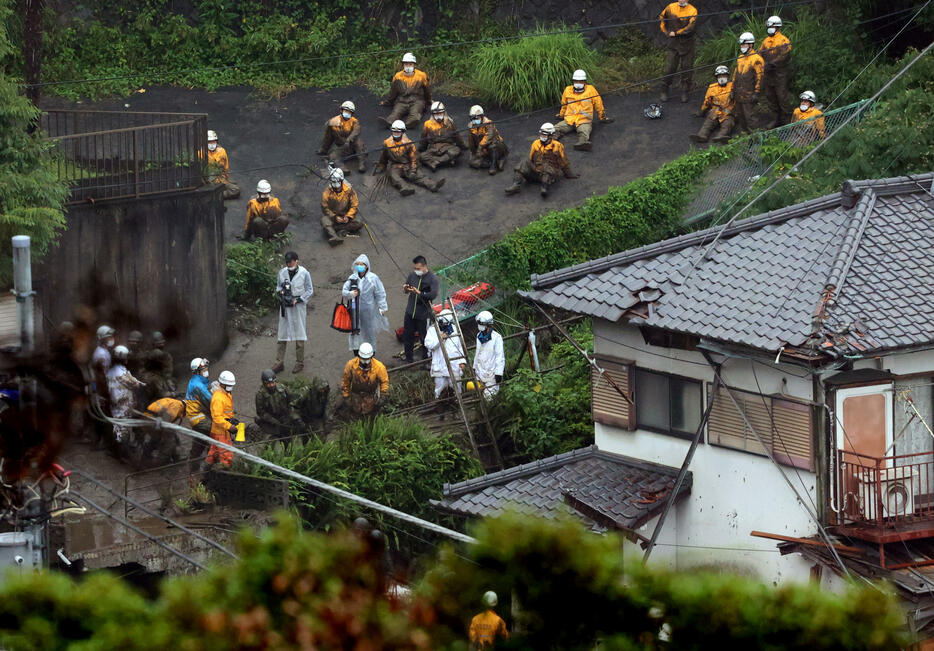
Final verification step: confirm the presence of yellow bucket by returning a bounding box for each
[235,422,246,442]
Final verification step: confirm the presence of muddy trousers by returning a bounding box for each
[514,158,558,189]
[554,120,593,144]
[321,214,363,239]
[216,180,240,200]
[733,100,759,133]
[320,133,367,171]
[387,99,426,131]
[246,216,290,240]
[388,165,441,193]
[276,340,305,365]
[763,66,792,128]
[188,419,212,473]
[420,143,462,169]
[694,114,734,142]
[469,142,508,170]
[662,39,695,90]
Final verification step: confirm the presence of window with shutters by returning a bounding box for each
[634,368,703,439]
[707,383,814,471]
[591,356,634,430]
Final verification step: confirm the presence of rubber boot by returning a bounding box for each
[429,178,446,192]
[689,117,716,144]
[540,182,550,198]
[573,134,592,152]
[660,85,670,102]
[505,172,523,195]
[399,186,415,196]
[425,158,440,172]
[680,88,690,103]
[488,150,499,175]
[324,222,344,246]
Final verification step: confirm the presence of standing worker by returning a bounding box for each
[243,180,289,241]
[554,70,612,151]
[658,0,698,103]
[730,32,765,133]
[342,254,389,355]
[690,65,734,144]
[274,251,314,374]
[141,330,175,401]
[185,357,213,471]
[206,130,240,200]
[252,369,303,439]
[791,90,826,143]
[126,330,144,377]
[321,168,362,245]
[317,100,367,174]
[91,325,115,400]
[504,123,578,198]
[468,591,509,649]
[419,101,467,171]
[424,309,466,400]
[379,52,432,131]
[107,345,145,451]
[760,16,793,128]
[374,121,444,196]
[467,105,508,175]
[340,343,390,417]
[207,370,239,469]
[401,255,438,364]
[472,311,505,398]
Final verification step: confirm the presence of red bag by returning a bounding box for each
[330,302,353,333]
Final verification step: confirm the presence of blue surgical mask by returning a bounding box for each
[442,322,454,335]
[471,117,482,126]
[342,111,352,120]
[477,330,492,344]
[356,264,367,274]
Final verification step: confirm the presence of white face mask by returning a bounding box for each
[403,65,414,75]
[433,113,444,122]
[767,27,776,35]
[717,76,728,86]
[207,142,217,151]
[800,103,810,112]
[573,82,585,91]
[201,369,209,378]
[392,131,403,140]
[414,269,425,276]
[342,111,352,120]
[539,134,550,143]
[331,181,342,190]
[740,45,750,54]
[678,0,687,6]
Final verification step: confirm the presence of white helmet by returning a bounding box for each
[402,52,416,64]
[257,179,271,194]
[358,342,374,359]
[469,105,484,117]
[482,591,498,608]
[766,15,782,28]
[438,308,454,325]
[218,370,236,387]
[572,69,587,82]
[206,130,217,141]
[739,32,755,45]
[113,345,129,361]
[540,122,556,135]
[390,120,406,131]
[714,65,729,76]
[340,100,356,113]
[96,325,115,341]
[190,357,205,373]
[476,310,494,326]
[799,90,817,103]
[330,168,345,184]
[430,101,445,113]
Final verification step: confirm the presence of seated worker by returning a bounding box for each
[554,69,611,151]
[144,397,186,464]
[321,168,362,245]
[379,52,432,131]
[504,123,578,199]
[243,179,289,240]
[317,100,367,174]
[250,369,303,440]
[373,121,445,196]
[467,105,508,175]
[340,343,389,417]
[791,90,826,144]
[690,65,734,144]
[206,130,240,200]
[419,101,467,171]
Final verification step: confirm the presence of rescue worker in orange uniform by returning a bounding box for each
[374,120,445,196]
[730,32,765,133]
[207,370,238,468]
[467,105,508,175]
[317,100,367,174]
[206,130,240,200]
[340,343,389,417]
[380,52,432,131]
[419,101,467,171]
[658,0,698,103]
[554,69,612,152]
[469,591,509,649]
[504,123,578,198]
[243,179,289,240]
[691,65,734,144]
[321,168,362,245]
[791,90,826,144]
[760,16,793,128]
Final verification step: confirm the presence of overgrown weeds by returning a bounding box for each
[225,232,291,311]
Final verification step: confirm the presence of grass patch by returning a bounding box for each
[225,232,291,311]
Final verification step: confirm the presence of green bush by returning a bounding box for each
[470,27,598,111]
[225,233,291,309]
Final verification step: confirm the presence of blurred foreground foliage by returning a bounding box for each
[0,513,910,649]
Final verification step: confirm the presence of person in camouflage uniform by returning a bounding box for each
[249,369,304,440]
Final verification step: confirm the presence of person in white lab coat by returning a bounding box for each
[472,311,505,398]
[274,251,315,374]
[424,308,466,398]
[342,253,389,354]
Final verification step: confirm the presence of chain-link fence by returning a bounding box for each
[434,252,505,321]
[682,99,868,224]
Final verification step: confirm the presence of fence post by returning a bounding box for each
[132,129,140,199]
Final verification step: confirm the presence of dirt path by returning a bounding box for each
[48,84,701,418]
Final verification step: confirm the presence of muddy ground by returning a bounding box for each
[47,82,700,420]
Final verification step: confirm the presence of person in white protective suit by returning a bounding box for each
[472,311,505,397]
[341,253,389,354]
[424,308,467,399]
[274,251,315,374]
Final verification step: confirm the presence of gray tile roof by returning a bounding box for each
[521,173,934,356]
[432,445,691,531]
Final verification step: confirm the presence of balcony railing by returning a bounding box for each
[833,448,934,540]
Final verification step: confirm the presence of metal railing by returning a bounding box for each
[833,448,934,530]
[41,110,208,204]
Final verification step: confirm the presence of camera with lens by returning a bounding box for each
[279,279,294,316]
